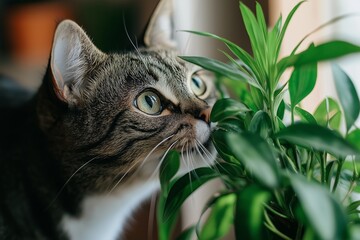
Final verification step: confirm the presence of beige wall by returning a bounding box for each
[270,0,335,113]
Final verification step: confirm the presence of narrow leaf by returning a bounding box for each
[164,168,219,220]
[160,150,180,195]
[176,226,195,240]
[291,175,347,240]
[157,193,179,240]
[210,98,249,122]
[235,185,271,240]
[279,41,360,71]
[182,30,260,79]
[347,129,360,151]
[276,123,360,159]
[332,65,360,131]
[180,56,261,89]
[199,193,236,240]
[289,62,317,108]
[255,2,267,40]
[295,107,317,124]
[276,1,305,60]
[225,131,280,188]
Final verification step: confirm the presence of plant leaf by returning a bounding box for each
[176,226,195,240]
[290,174,347,240]
[212,130,241,165]
[275,1,305,61]
[314,97,342,131]
[199,193,236,240]
[332,64,360,131]
[181,30,261,80]
[278,41,360,72]
[180,56,261,89]
[225,131,280,188]
[164,168,219,220]
[255,2,267,39]
[159,150,180,196]
[210,98,249,122]
[240,2,266,70]
[289,62,317,108]
[249,110,272,138]
[295,107,317,124]
[276,123,360,159]
[235,185,271,240]
[347,129,360,151]
[157,193,179,240]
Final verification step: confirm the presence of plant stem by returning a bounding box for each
[320,152,327,184]
[295,223,304,240]
[332,159,344,193]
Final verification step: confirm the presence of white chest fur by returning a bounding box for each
[61,180,159,240]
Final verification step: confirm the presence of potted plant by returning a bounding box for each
[157,1,360,239]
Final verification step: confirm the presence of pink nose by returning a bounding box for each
[199,107,212,123]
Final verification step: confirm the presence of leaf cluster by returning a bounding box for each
[158,1,360,240]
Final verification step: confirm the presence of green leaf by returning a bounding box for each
[212,130,241,164]
[248,110,272,138]
[180,56,261,89]
[216,118,245,133]
[346,200,360,215]
[314,97,342,130]
[332,65,360,131]
[295,107,317,124]
[157,193,179,240]
[239,2,268,77]
[182,30,259,79]
[250,85,264,110]
[176,226,195,240]
[164,168,219,220]
[199,193,236,240]
[279,41,360,71]
[277,100,285,120]
[160,150,180,196]
[290,175,347,240]
[276,123,360,159]
[235,185,271,240]
[347,129,360,151]
[225,131,280,188]
[255,2,267,39]
[289,62,317,108]
[210,98,249,122]
[275,1,305,61]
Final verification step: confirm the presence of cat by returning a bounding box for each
[0,0,217,239]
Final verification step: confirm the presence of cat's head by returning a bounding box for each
[37,0,217,193]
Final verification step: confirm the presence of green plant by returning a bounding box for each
[158,1,360,239]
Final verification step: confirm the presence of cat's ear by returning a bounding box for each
[50,20,105,105]
[144,0,177,49]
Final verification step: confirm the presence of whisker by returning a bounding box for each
[48,157,97,208]
[107,160,140,195]
[151,139,179,180]
[107,135,175,194]
[122,14,148,71]
[194,143,212,169]
[148,192,157,240]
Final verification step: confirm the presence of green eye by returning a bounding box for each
[135,91,162,115]
[191,75,207,96]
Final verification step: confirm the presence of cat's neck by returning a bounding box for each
[61,177,159,240]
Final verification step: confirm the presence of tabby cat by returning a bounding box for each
[0,0,216,239]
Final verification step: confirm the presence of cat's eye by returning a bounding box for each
[135,91,162,115]
[190,75,207,97]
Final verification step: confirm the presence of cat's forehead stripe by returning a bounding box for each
[154,81,179,105]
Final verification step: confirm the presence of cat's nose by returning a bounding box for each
[198,107,212,124]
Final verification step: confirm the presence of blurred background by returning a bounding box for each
[1,0,360,239]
